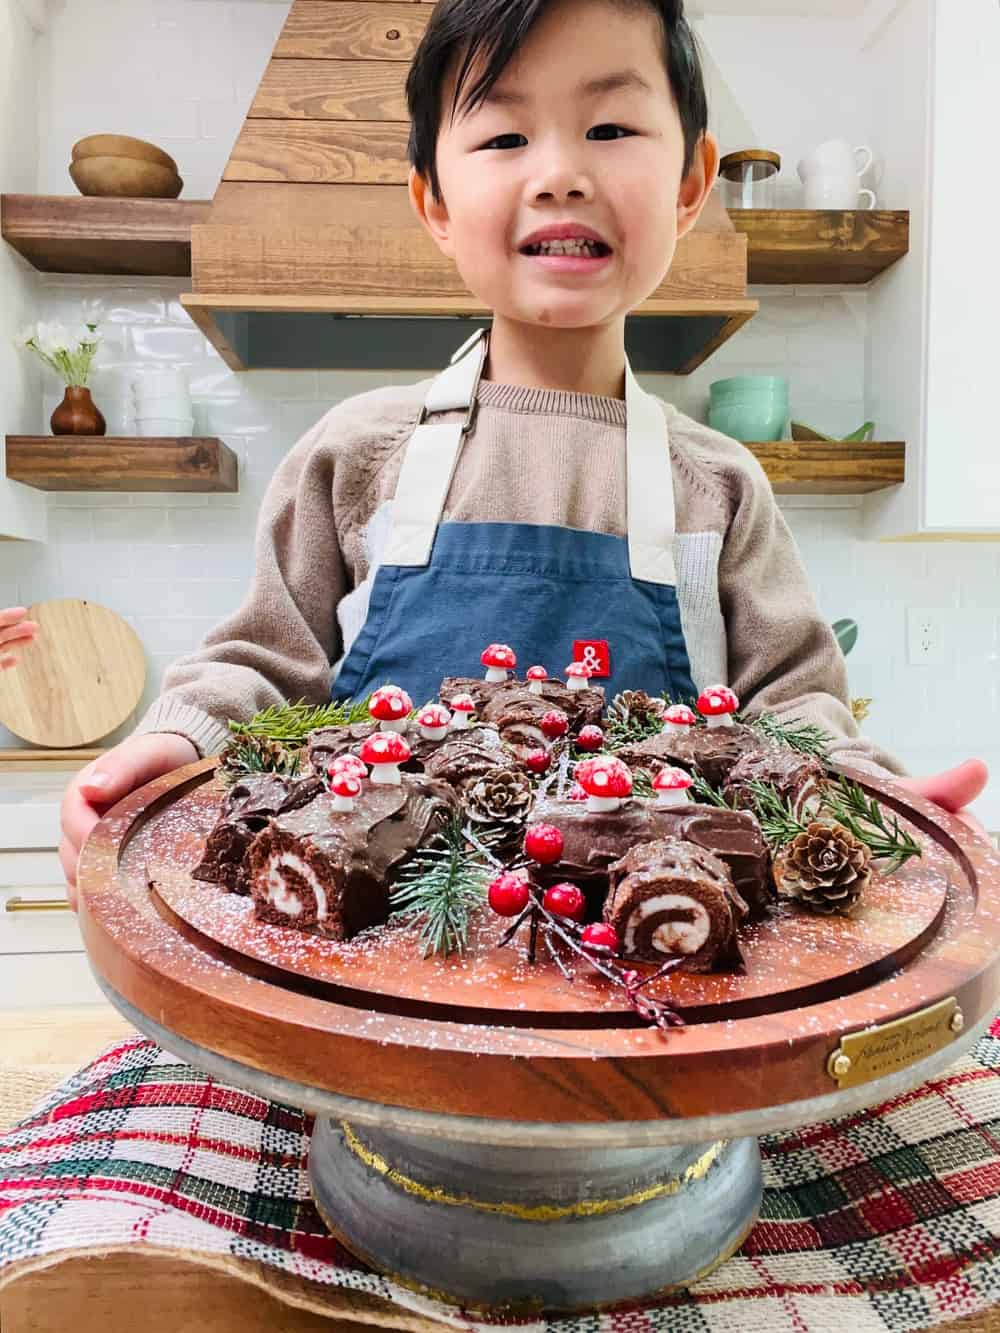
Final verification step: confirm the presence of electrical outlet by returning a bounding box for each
[906,608,948,665]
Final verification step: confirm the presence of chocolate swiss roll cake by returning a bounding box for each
[531,794,773,917]
[723,746,826,821]
[605,838,748,972]
[193,772,324,894]
[247,774,458,940]
[421,725,519,790]
[617,722,766,788]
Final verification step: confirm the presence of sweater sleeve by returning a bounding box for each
[134,411,349,757]
[717,454,906,778]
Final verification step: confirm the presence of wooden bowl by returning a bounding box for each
[71,134,178,172]
[69,156,183,199]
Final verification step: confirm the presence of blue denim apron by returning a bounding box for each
[333,328,697,706]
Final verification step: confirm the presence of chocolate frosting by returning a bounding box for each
[247,773,459,939]
[194,772,324,894]
[605,837,747,972]
[531,794,773,918]
[440,676,604,730]
[421,725,519,789]
[306,720,447,775]
[723,746,826,820]
[617,722,766,788]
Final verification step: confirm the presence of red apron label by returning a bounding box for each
[573,640,611,679]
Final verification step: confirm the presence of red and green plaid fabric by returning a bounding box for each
[0,1019,999,1331]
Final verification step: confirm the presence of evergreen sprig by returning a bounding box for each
[219,735,301,785]
[821,777,922,873]
[689,771,734,809]
[228,696,373,744]
[389,819,496,957]
[744,712,834,760]
[745,780,809,850]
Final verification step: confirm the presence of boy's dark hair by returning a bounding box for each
[407,0,708,202]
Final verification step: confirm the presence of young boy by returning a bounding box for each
[60,0,986,900]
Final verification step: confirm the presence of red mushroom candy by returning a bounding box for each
[369,684,413,734]
[415,702,451,741]
[448,693,477,731]
[661,703,696,737]
[574,755,633,813]
[652,766,694,809]
[328,769,362,812]
[481,643,517,684]
[696,685,739,730]
[327,754,368,782]
[526,665,548,695]
[358,731,411,786]
[564,660,593,693]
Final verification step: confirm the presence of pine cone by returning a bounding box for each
[220,734,300,783]
[773,820,871,915]
[463,766,534,827]
[607,690,665,729]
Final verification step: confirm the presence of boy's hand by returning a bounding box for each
[895,758,991,841]
[60,733,200,909]
[0,605,39,668]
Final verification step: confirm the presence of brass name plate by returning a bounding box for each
[827,997,963,1090]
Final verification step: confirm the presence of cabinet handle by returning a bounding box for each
[4,895,70,914]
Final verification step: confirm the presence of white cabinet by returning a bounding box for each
[0,770,104,1008]
[865,0,1000,537]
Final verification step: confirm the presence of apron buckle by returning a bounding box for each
[416,393,480,436]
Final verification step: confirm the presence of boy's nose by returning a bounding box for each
[531,166,594,203]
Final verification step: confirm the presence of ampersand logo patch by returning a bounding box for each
[573,640,611,678]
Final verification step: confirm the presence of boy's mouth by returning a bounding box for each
[520,238,613,258]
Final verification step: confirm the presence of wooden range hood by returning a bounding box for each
[182,0,756,373]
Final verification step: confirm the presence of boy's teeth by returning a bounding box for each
[526,238,605,256]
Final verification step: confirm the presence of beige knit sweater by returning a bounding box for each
[136,376,904,777]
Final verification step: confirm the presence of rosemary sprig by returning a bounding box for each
[389,819,498,957]
[219,735,301,785]
[229,696,373,744]
[821,777,922,873]
[744,711,833,760]
[744,779,809,850]
[689,771,734,809]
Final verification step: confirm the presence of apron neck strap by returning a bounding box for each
[385,327,677,585]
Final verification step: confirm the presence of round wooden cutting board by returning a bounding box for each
[0,598,146,747]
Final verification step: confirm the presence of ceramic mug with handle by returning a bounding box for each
[797,139,877,209]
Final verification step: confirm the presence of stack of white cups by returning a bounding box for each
[132,368,194,436]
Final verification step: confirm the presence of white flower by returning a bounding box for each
[14,325,36,349]
[34,321,70,357]
[71,322,101,348]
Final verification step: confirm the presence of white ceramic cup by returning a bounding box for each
[798,140,876,209]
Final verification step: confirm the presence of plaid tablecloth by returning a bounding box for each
[0,1021,998,1332]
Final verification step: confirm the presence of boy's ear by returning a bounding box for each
[409,166,456,259]
[675,132,721,241]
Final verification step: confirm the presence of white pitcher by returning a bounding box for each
[797,139,877,210]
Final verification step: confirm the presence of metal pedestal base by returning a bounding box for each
[309,1118,762,1313]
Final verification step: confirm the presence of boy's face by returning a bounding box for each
[410,0,715,335]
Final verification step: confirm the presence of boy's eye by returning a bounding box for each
[478,125,635,151]
[587,124,635,140]
[480,133,528,151]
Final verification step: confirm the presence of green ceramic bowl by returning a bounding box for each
[708,399,788,442]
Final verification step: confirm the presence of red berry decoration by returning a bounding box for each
[523,822,564,865]
[488,873,531,918]
[523,748,551,775]
[540,709,569,740]
[542,882,586,923]
[576,725,604,752]
[581,922,619,952]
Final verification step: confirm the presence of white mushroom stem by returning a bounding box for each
[566,676,587,692]
[379,718,410,734]
[528,679,545,695]
[419,722,450,741]
[449,712,472,731]
[656,788,692,809]
[329,794,357,813]
[369,762,402,786]
[661,721,693,737]
[484,666,509,684]
[704,713,734,729]
[586,794,622,813]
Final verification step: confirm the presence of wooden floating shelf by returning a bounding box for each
[5,437,238,493]
[731,209,909,285]
[1,194,211,277]
[3,197,908,286]
[745,440,905,494]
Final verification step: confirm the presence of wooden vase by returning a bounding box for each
[51,385,106,436]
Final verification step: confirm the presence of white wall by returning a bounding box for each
[0,0,47,542]
[0,0,996,823]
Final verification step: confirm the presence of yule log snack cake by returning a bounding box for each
[197,645,921,1030]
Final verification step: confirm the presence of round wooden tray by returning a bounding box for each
[79,759,1000,1136]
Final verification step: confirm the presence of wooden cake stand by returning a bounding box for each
[78,759,1000,1313]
